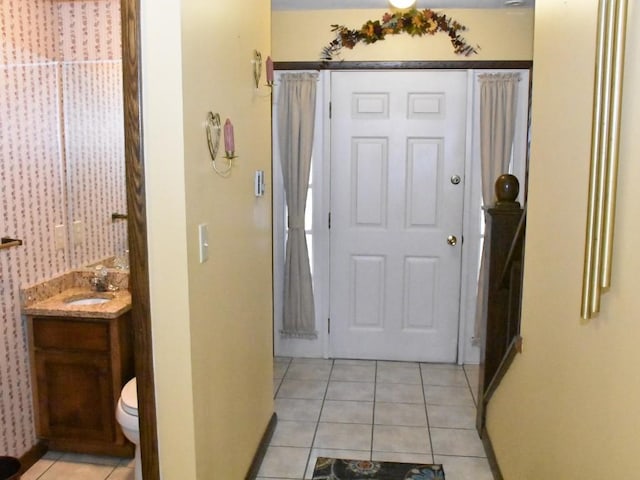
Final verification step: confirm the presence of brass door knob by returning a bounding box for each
[447,235,458,246]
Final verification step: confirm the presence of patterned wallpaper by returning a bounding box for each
[0,0,123,457]
[63,61,127,268]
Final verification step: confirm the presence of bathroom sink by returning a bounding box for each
[66,298,111,306]
[64,293,115,306]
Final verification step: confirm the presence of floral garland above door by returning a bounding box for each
[321,8,479,62]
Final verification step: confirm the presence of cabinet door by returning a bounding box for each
[35,350,115,442]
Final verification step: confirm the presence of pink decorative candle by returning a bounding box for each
[223,119,235,154]
[266,56,274,84]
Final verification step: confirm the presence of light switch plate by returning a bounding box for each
[198,223,209,263]
[54,224,66,251]
[72,220,84,245]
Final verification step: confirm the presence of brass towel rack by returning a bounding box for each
[1,237,23,251]
[581,0,629,320]
[111,213,128,222]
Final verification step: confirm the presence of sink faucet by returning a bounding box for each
[90,265,109,292]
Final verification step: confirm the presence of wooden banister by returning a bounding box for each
[476,175,526,434]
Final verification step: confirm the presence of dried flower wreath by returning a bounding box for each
[321,9,479,61]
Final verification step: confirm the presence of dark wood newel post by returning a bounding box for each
[476,174,525,435]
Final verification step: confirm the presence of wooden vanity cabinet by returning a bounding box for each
[27,313,134,457]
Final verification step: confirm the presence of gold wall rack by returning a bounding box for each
[581,0,629,320]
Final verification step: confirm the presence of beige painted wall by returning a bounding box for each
[141,1,196,478]
[141,0,273,478]
[486,0,640,477]
[181,0,273,478]
[272,9,533,61]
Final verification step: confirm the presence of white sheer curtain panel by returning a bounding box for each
[277,72,318,338]
[479,73,521,204]
[474,72,521,341]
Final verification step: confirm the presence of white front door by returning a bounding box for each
[329,71,467,362]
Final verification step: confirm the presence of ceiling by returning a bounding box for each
[272,0,534,10]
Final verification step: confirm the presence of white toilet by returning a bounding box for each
[116,377,142,480]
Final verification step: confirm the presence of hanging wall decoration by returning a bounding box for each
[581,0,629,320]
[321,9,479,62]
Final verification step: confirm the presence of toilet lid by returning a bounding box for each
[121,377,138,416]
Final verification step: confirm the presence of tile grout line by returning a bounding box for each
[369,360,379,461]
[462,364,479,407]
[419,363,436,465]
[273,357,293,399]
[301,358,334,480]
[104,465,118,480]
[32,459,52,480]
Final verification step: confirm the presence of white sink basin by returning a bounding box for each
[64,293,115,306]
[65,297,112,306]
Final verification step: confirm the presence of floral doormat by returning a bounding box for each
[312,457,445,479]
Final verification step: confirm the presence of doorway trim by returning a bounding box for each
[273,61,532,364]
[121,1,160,479]
[274,60,533,71]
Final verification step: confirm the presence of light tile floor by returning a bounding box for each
[21,359,489,480]
[260,358,493,480]
[22,451,134,480]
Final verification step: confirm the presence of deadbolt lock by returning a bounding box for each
[450,175,461,185]
[447,235,458,246]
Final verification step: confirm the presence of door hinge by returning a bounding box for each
[329,101,332,119]
[328,212,331,229]
[328,318,331,334]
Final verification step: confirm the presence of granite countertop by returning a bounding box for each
[23,287,132,319]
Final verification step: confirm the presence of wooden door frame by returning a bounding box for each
[121,1,160,479]
[273,63,532,364]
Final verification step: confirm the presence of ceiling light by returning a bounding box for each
[389,0,417,9]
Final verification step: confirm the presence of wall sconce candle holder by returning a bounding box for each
[252,50,262,89]
[206,111,221,159]
[253,51,274,97]
[266,56,274,87]
[206,112,238,177]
